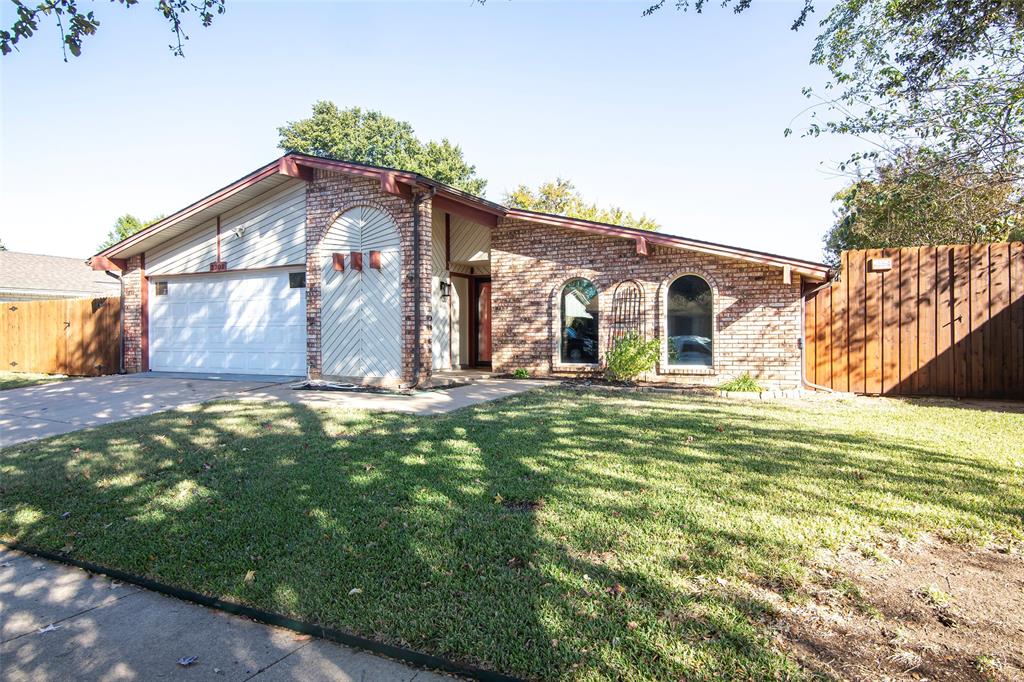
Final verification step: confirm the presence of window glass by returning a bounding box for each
[289,272,306,289]
[561,278,599,364]
[155,281,168,296]
[667,275,712,366]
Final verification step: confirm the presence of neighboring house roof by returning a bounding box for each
[0,251,121,299]
[93,152,831,281]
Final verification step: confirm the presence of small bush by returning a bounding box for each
[511,368,530,379]
[719,374,763,393]
[605,332,660,382]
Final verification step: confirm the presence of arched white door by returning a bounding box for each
[320,206,402,379]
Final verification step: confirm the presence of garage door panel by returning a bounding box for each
[149,270,306,376]
[224,352,249,371]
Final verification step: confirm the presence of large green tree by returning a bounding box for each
[503,178,659,231]
[99,213,162,250]
[2,0,225,59]
[278,102,487,195]
[824,151,1024,265]
[649,0,1024,253]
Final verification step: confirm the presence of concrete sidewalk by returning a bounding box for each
[248,377,551,415]
[0,549,454,681]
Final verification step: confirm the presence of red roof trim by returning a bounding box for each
[93,152,829,280]
[93,159,282,259]
[432,195,499,228]
[503,208,830,278]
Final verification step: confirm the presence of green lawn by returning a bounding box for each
[0,371,69,391]
[1,389,1021,680]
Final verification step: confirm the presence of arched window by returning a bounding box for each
[608,280,644,350]
[666,275,712,366]
[560,278,599,364]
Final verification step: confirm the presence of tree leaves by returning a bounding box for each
[824,149,1024,265]
[1,0,226,60]
[277,102,487,195]
[98,213,164,251]
[503,178,660,231]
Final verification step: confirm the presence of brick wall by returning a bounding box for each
[304,169,432,385]
[121,254,145,373]
[491,218,804,387]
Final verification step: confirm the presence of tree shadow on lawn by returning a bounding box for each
[1,389,1020,680]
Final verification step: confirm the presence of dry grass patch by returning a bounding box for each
[777,535,1024,681]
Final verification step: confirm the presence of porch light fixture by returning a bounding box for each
[440,280,452,300]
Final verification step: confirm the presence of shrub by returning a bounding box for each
[511,368,530,379]
[604,332,660,382]
[719,373,763,393]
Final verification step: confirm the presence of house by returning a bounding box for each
[1,251,121,302]
[89,153,831,387]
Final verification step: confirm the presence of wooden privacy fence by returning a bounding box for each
[1,297,121,376]
[804,244,1024,399]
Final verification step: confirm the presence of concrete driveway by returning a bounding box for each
[0,549,450,681]
[0,373,551,448]
[0,373,290,448]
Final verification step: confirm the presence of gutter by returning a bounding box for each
[799,276,836,393]
[410,186,437,387]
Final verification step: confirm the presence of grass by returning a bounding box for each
[0,371,69,391]
[1,389,1022,680]
[718,373,764,393]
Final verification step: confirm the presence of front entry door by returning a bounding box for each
[474,279,492,366]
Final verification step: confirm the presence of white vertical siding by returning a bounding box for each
[431,215,451,370]
[320,206,402,380]
[146,220,218,276]
[147,179,306,276]
[451,276,469,367]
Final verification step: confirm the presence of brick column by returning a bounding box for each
[303,168,433,387]
[121,254,145,373]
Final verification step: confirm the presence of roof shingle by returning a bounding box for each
[0,251,121,298]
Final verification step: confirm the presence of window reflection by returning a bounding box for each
[561,278,599,364]
[667,275,712,366]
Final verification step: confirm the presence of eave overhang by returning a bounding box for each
[91,153,830,282]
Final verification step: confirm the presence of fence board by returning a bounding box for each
[989,244,1010,398]
[816,286,832,388]
[0,297,120,376]
[831,251,850,392]
[1012,242,1024,397]
[898,248,919,393]
[969,245,990,395]
[804,243,1023,399]
[848,250,867,394]
[916,247,936,394]
[951,246,973,396]
[934,246,954,395]
[881,248,901,394]
[865,248,884,394]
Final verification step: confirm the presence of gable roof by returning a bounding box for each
[0,251,121,298]
[93,152,831,281]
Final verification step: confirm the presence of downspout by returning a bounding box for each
[800,276,836,393]
[103,270,125,374]
[411,186,437,387]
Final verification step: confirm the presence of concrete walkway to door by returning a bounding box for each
[248,375,551,416]
[0,372,551,447]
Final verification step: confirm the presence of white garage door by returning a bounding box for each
[149,270,306,376]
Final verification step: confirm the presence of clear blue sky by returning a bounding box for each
[0,0,856,262]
